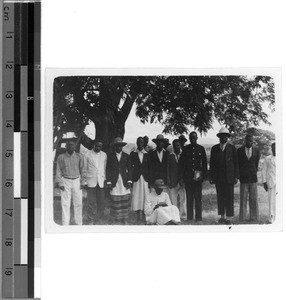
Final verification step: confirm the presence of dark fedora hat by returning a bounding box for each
[112,137,127,147]
[152,134,165,143]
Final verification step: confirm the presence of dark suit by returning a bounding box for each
[237,146,260,220]
[130,151,149,183]
[148,149,169,185]
[179,144,207,220]
[106,152,132,188]
[210,143,239,217]
[237,146,260,183]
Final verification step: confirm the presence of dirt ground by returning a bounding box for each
[53,181,271,226]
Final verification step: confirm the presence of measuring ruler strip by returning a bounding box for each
[2,1,41,298]
[33,2,41,298]
[13,2,29,298]
[27,2,35,298]
[2,1,15,298]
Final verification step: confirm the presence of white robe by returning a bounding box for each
[132,175,149,211]
[144,191,180,225]
[262,155,276,221]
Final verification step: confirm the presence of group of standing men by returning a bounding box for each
[55,127,276,226]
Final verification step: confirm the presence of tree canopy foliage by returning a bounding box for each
[53,75,275,150]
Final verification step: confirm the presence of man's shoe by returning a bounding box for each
[225,219,232,225]
[218,218,226,224]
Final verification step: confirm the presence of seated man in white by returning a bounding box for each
[145,179,181,225]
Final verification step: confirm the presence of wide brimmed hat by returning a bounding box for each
[178,135,187,142]
[154,179,167,189]
[152,134,165,143]
[112,137,127,146]
[217,127,231,137]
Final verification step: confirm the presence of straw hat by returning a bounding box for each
[112,137,127,146]
[217,127,231,137]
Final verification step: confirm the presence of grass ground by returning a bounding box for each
[53,180,270,226]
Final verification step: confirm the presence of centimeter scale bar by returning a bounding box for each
[1,1,41,299]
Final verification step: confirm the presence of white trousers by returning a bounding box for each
[268,185,276,222]
[170,184,187,219]
[61,178,82,225]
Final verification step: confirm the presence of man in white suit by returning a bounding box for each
[84,140,107,224]
[262,142,276,224]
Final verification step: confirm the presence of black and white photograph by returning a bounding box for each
[37,1,286,300]
[45,69,281,232]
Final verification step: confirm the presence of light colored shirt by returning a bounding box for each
[245,147,252,159]
[55,152,85,186]
[116,151,122,162]
[156,149,165,162]
[220,142,227,152]
[91,150,100,169]
[136,148,147,163]
[144,190,172,217]
[262,155,276,188]
[83,150,107,188]
[173,150,182,162]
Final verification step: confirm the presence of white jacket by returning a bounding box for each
[262,155,276,189]
[84,150,107,188]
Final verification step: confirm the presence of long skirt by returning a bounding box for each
[131,175,149,211]
[110,194,130,220]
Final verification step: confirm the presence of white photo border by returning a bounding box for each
[44,68,283,233]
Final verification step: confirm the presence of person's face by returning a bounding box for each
[143,137,149,147]
[179,140,185,147]
[93,142,103,153]
[155,186,163,195]
[219,134,228,144]
[173,142,181,154]
[156,140,164,151]
[271,144,276,156]
[115,144,123,153]
[66,142,75,154]
[245,137,254,148]
[137,138,144,151]
[189,133,198,145]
